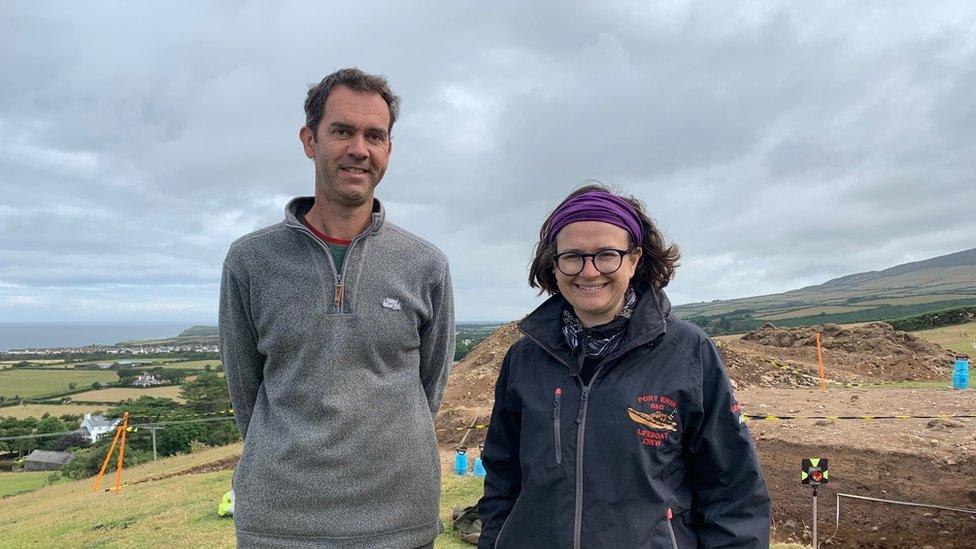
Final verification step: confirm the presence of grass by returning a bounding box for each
[0,443,807,547]
[438,474,484,547]
[0,444,240,547]
[151,359,222,370]
[0,370,118,399]
[0,403,106,420]
[68,386,185,403]
[758,305,868,321]
[855,294,976,306]
[0,471,50,498]
[915,321,976,357]
[0,359,67,365]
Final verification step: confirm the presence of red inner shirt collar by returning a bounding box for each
[302,214,352,245]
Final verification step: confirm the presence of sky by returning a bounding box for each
[2,1,976,324]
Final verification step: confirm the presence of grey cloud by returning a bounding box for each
[2,1,976,321]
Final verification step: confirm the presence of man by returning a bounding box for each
[219,68,455,548]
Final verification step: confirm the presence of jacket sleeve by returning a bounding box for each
[418,261,455,417]
[478,348,522,549]
[687,337,771,548]
[218,257,265,441]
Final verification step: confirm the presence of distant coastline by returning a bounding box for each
[0,322,214,352]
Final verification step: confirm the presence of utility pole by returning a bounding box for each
[146,420,159,461]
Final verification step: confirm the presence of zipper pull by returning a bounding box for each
[552,388,562,419]
[575,388,588,424]
[333,281,344,308]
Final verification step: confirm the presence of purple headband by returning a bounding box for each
[546,191,644,245]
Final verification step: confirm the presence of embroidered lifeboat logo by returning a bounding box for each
[628,394,678,447]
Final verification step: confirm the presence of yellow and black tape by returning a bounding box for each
[450,424,489,431]
[447,414,974,430]
[743,414,976,421]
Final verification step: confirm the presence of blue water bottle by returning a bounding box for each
[473,457,487,477]
[454,450,469,475]
[953,356,969,390]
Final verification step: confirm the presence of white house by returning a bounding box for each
[132,373,161,387]
[79,414,121,444]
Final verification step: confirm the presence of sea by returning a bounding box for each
[0,322,214,352]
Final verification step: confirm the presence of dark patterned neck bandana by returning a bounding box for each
[561,287,638,359]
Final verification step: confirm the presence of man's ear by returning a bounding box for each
[299,126,315,158]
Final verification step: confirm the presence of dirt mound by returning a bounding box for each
[717,343,820,389]
[436,321,522,448]
[736,322,955,382]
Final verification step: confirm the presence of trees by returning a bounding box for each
[117,367,137,385]
[179,373,231,415]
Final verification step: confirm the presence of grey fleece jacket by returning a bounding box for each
[219,197,455,548]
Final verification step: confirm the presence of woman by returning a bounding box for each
[477,185,770,548]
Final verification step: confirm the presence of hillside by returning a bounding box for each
[0,442,492,549]
[673,247,976,335]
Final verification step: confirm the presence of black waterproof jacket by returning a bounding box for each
[477,290,770,548]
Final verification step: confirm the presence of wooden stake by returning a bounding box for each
[113,414,129,493]
[815,333,827,390]
[92,412,127,493]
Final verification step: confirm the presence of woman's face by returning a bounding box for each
[554,221,641,327]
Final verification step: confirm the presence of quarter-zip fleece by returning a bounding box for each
[220,197,455,548]
[478,290,770,548]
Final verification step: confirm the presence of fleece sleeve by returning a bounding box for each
[478,349,522,549]
[687,338,771,548]
[418,261,455,417]
[218,259,265,441]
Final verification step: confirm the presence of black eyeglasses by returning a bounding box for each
[552,248,636,276]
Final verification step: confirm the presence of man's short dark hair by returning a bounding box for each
[304,68,401,138]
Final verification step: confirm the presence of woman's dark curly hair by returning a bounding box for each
[529,184,680,295]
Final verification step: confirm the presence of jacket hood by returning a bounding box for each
[518,287,673,365]
[283,196,386,236]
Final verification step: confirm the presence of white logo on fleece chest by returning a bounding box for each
[382,297,402,310]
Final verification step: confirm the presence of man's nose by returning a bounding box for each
[347,134,369,159]
[579,257,602,278]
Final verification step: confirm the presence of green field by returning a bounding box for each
[915,321,976,357]
[69,385,185,403]
[0,370,118,399]
[0,471,50,498]
[154,359,222,370]
[0,403,106,420]
[0,359,67,365]
[759,305,868,321]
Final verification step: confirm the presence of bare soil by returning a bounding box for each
[437,322,976,547]
[742,387,976,547]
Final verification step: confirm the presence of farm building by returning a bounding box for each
[24,450,75,471]
[132,374,161,387]
[118,360,153,367]
[78,413,120,443]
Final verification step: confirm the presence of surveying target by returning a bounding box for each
[801,457,829,485]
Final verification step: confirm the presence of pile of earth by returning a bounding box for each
[732,322,955,384]
[436,321,522,448]
[716,342,820,389]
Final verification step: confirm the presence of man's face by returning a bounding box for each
[300,85,392,207]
